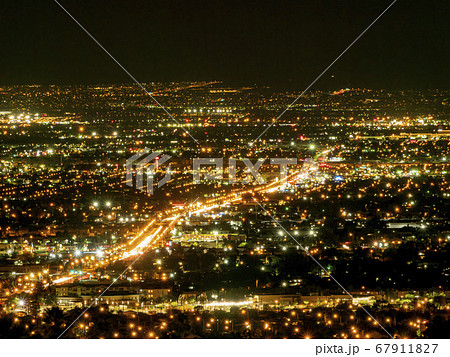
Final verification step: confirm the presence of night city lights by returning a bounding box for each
[0,1,449,356]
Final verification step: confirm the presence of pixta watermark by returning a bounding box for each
[125,149,312,194]
[125,150,172,194]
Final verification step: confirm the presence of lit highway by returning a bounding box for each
[42,155,325,292]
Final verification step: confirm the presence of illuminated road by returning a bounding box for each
[48,162,319,288]
[108,168,309,262]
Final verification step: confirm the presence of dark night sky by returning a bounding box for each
[0,0,448,89]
